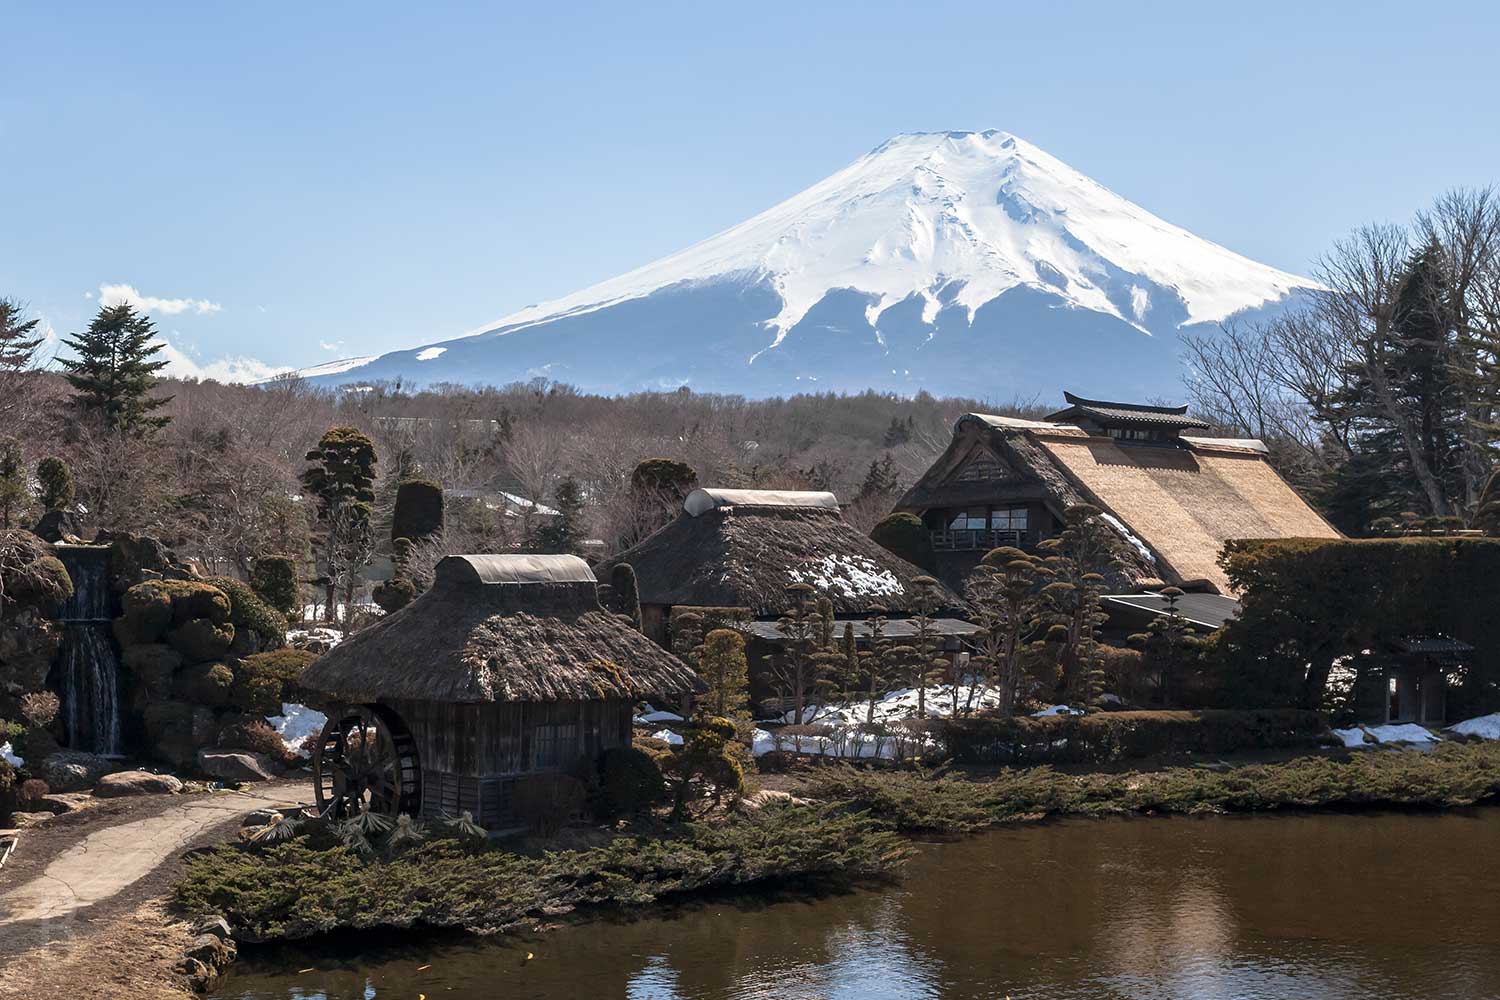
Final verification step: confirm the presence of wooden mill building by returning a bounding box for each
[894,393,1340,596]
[299,554,700,826]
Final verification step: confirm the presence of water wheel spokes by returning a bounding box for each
[312,704,420,819]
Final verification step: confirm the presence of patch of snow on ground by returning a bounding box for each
[1336,723,1439,747]
[415,346,447,361]
[286,625,346,649]
[635,710,684,724]
[1099,513,1155,564]
[1032,704,1085,716]
[788,555,904,599]
[651,728,684,746]
[266,703,328,756]
[787,682,1003,726]
[1332,727,1369,748]
[1,741,22,767]
[1450,713,1500,740]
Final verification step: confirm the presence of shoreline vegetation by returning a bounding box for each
[177,742,1500,946]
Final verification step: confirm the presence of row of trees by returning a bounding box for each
[1185,187,1500,535]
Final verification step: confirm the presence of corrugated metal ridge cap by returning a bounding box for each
[1181,435,1271,455]
[957,413,1080,433]
[684,488,840,517]
[435,553,597,586]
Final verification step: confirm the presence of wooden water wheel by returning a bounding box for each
[312,704,421,819]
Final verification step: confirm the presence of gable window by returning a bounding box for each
[956,454,1007,482]
[948,509,990,531]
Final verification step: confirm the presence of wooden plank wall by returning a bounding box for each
[386,697,633,778]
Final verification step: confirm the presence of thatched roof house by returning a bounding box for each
[598,488,962,637]
[895,397,1340,596]
[300,554,698,827]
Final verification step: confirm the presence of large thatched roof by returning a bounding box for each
[299,554,701,704]
[598,490,962,617]
[895,408,1340,595]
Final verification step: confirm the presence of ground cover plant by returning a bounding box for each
[807,741,1500,834]
[174,802,909,942]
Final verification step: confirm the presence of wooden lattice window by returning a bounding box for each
[956,453,1007,482]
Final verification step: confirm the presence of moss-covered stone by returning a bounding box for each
[120,583,175,644]
[122,643,183,695]
[174,662,236,707]
[168,619,236,663]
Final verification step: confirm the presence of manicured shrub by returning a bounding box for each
[175,662,236,707]
[207,576,288,653]
[391,479,444,544]
[928,709,1326,765]
[217,717,295,765]
[608,563,641,629]
[161,580,232,625]
[230,649,317,716]
[35,457,74,512]
[372,576,416,614]
[870,512,935,572]
[250,555,300,617]
[630,458,697,497]
[512,772,588,836]
[168,618,236,662]
[596,746,665,819]
[664,716,745,821]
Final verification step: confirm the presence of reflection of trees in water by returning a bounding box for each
[226,812,1500,1000]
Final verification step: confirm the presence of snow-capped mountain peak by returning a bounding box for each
[301,130,1315,399]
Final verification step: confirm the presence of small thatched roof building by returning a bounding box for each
[895,397,1341,595]
[300,554,699,827]
[598,488,962,635]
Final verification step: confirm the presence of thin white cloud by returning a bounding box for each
[152,337,289,384]
[98,282,222,316]
[318,340,343,352]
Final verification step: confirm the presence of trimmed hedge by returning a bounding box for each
[928,709,1326,765]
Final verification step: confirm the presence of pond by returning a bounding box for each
[214,808,1500,1000]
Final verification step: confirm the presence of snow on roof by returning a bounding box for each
[684,488,840,517]
[1181,435,1271,455]
[959,413,1074,432]
[786,554,904,600]
[436,554,597,587]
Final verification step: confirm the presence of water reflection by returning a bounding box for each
[217,810,1500,1000]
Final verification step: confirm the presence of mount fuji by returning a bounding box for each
[304,130,1314,399]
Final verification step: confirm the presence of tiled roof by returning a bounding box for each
[1044,392,1212,430]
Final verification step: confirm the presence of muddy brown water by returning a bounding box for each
[214,809,1500,999]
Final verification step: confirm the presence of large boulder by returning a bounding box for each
[94,770,184,797]
[94,530,194,593]
[121,643,183,695]
[196,749,282,782]
[38,750,117,792]
[167,619,235,662]
[31,509,84,544]
[145,701,218,768]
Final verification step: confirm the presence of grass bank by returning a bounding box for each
[807,741,1500,833]
[174,802,908,943]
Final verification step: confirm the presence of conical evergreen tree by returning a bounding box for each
[59,303,172,433]
[0,298,44,373]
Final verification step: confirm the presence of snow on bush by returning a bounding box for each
[1333,723,1440,748]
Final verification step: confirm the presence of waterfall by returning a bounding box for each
[53,545,122,755]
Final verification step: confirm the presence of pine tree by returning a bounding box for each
[769,583,827,725]
[856,453,900,502]
[0,437,27,529]
[532,476,584,554]
[0,298,43,374]
[59,302,172,433]
[1036,505,1124,706]
[888,576,948,717]
[966,545,1050,715]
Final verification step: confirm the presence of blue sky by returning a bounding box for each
[4,1,1498,380]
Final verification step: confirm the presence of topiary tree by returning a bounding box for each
[608,563,641,630]
[250,555,300,617]
[391,479,444,544]
[698,628,751,725]
[35,457,74,513]
[870,512,935,572]
[230,648,317,716]
[372,576,416,614]
[664,715,745,822]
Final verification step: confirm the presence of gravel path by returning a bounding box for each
[0,787,304,925]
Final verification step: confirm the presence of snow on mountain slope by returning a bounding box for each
[304,131,1315,398]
